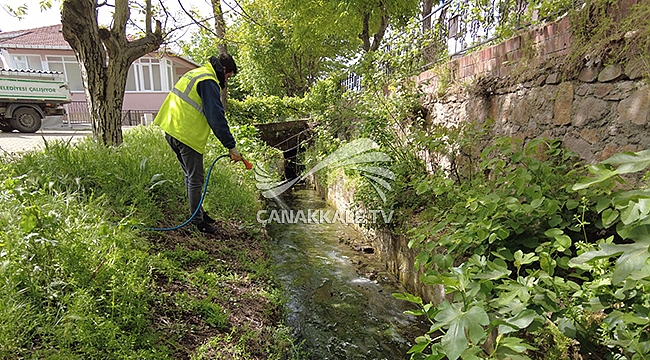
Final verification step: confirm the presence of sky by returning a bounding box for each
[0,0,230,34]
[0,0,62,32]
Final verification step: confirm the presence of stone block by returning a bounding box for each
[593,83,614,99]
[557,17,571,34]
[488,97,499,121]
[598,64,624,82]
[599,143,619,161]
[554,82,574,125]
[573,97,610,127]
[624,58,647,80]
[511,98,531,125]
[578,66,600,83]
[546,72,561,84]
[574,83,592,96]
[505,36,521,53]
[601,83,630,101]
[617,86,650,125]
[580,128,599,144]
[563,135,594,162]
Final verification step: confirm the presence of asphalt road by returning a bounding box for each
[0,125,93,155]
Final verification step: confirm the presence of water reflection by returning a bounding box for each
[266,188,428,360]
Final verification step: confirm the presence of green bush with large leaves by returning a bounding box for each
[397,140,650,359]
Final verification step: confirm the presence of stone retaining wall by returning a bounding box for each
[424,75,649,163]
[417,0,648,163]
[315,0,649,304]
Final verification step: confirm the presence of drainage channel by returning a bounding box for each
[265,188,428,359]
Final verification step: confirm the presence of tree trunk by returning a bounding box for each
[61,0,162,147]
[211,0,229,108]
[359,10,390,52]
[422,0,434,32]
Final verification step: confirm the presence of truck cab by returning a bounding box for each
[0,68,72,133]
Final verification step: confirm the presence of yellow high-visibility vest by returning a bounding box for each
[154,64,218,154]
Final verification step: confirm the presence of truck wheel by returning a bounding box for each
[0,122,13,132]
[10,107,42,133]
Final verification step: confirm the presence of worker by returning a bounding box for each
[154,54,242,234]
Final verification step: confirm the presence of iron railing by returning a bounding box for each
[65,101,157,126]
[342,0,583,91]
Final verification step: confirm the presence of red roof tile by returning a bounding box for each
[0,24,70,48]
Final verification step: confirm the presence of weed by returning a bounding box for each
[0,125,292,359]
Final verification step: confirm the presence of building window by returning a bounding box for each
[46,56,84,91]
[11,55,43,70]
[127,57,173,92]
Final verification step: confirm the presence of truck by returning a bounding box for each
[0,68,72,133]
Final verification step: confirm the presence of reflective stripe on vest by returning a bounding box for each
[154,64,218,154]
[170,73,213,114]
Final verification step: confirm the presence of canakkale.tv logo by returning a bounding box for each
[255,138,395,224]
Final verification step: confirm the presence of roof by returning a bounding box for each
[0,68,63,75]
[0,24,71,49]
[0,24,199,67]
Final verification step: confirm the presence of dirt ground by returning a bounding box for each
[146,220,284,359]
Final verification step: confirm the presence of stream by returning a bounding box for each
[265,188,429,359]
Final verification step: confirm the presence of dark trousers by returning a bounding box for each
[165,133,206,224]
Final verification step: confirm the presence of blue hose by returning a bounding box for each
[135,154,230,231]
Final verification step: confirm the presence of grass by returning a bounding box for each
[0,125,291,359]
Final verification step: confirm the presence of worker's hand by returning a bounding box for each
[229,147,243,162]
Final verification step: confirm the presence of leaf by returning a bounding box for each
[20,214,38,233]
[435,303,489,360]
[498,335,537,353]
[149,173,164,182]
[498,309,539,334]
[602,208,619,228]
[416,181,430,195]
[557,317,577,338]
[620,200,642,225]
[149,180,171,191]
[407,341,430,354]
[544,228,563,238]
[569,238,650,284]
[405,309,425,316]
[473,267,511,280]
[596,196,612,213]
[393,292,423,305]
[139,157,148,173]
[496,282,531,306]
[544,228,572,251]
[554,235,572,251]
[601,149,650,174]
[572,167,617,190]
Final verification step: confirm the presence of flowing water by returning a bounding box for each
[266,188,428,360]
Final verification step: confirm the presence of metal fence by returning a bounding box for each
[65,101,158,126]
[342,0,582,91]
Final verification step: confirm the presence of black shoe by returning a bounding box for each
[195,221,217,234]
[203,212,216,224]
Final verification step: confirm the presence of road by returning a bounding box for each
[0,125,93,155]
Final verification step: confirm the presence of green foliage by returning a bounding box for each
[229,0,349,96]
[228,95,308,125]
[227,0,421,96]
[0,125,287,358]
[530,322,575,360]
[179,28,247,101]
[396,142,650,359]
[565,0,650,79]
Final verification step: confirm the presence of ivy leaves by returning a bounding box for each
[570,235,650,284]
[434,303,490,360]
[400,142,650,359]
